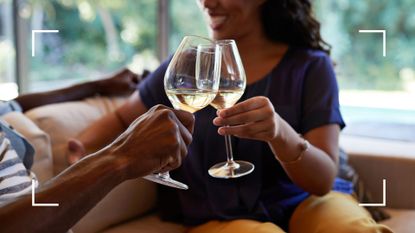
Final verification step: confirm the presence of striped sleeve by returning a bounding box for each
[0,133,35,204]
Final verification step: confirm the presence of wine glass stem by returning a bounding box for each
[224,133,238,168]
[158,172,170,179]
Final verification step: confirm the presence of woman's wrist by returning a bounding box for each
[267,117,306,164]
[267,114,284,144]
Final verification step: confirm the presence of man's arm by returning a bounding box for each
[15,68,143,112]
[0,105,194,233]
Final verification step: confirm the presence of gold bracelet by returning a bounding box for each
[278,139,310,165]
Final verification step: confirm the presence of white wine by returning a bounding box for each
[210,90,244,110]
[166,89,217,113]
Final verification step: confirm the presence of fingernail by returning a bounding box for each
[218,128,225,135]
[212,117,221,126]
[218,110,226,117]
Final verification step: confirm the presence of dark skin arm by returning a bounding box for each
[67,91,147,163]
[15,68,145,112]
[0,105,194,233]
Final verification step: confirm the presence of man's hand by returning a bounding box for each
[96,68,150,96]
[102,105,194,179]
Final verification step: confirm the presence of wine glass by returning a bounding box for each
[145,35,221,189]
[208,39,255,179]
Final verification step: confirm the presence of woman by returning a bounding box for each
[70,0,393,232]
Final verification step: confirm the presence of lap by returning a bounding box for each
[186,192,393,233]
[290,191,393,233]
[187,219,285,233]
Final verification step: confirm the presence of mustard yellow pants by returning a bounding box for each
[187,192,393,233]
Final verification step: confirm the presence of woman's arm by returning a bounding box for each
[15,68,141,112]
[268,117,339,196]
[213,97,338,196]
[67,91,148,162]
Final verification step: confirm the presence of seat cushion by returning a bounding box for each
[381,208,415,233]
[25,96,126,174]
[1,111,53,183]
[100,214,186,233]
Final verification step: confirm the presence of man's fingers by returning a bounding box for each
[172,114,193,146]
[172,109,195,134]
[158,135,187,172]
[151,105,195,134]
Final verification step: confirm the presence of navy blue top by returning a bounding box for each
[138,47,345,230]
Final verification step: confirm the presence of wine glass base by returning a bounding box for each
[144,174,188,190]
[208,160,255,179]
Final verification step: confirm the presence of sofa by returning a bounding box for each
[2,96,414,233]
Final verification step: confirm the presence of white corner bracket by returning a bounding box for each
[31,29,59,57]
[359,179,386,207]
[358,30,387,57]
[32,178,59,207]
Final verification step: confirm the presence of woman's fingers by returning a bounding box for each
[214,96,279,142]
[218,117,277,141]
[217,96,269,118]
[213,106,272,126]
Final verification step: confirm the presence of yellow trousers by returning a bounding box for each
[187,192,393,233]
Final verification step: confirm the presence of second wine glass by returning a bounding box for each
[208,39,255,179]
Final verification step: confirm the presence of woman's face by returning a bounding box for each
[197,0,265,40]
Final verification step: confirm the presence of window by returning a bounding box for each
[169,0,208,54]
[21,0,159,92]
[0,0,17,100]
[315,0,415,141]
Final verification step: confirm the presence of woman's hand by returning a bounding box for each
[213,96,280,142]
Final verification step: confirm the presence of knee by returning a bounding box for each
[289,192,393,233]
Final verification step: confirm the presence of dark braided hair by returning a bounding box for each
[261,0,331,54]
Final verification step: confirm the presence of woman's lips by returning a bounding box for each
[208,15,227,30]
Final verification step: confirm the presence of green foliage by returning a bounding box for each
[169,0,208,53]
[315,0,415,90]
[30,0,158,83]
[28,0,413,91]
[29,0,208,85]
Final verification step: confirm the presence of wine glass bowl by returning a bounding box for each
[165,37,221,114]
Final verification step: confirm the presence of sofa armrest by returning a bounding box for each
[25,96,157,233]
[1,111,53,183]
[25,96,126,174]
[340,135,415,209]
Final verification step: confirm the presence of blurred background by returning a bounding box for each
[0,0,414,140]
